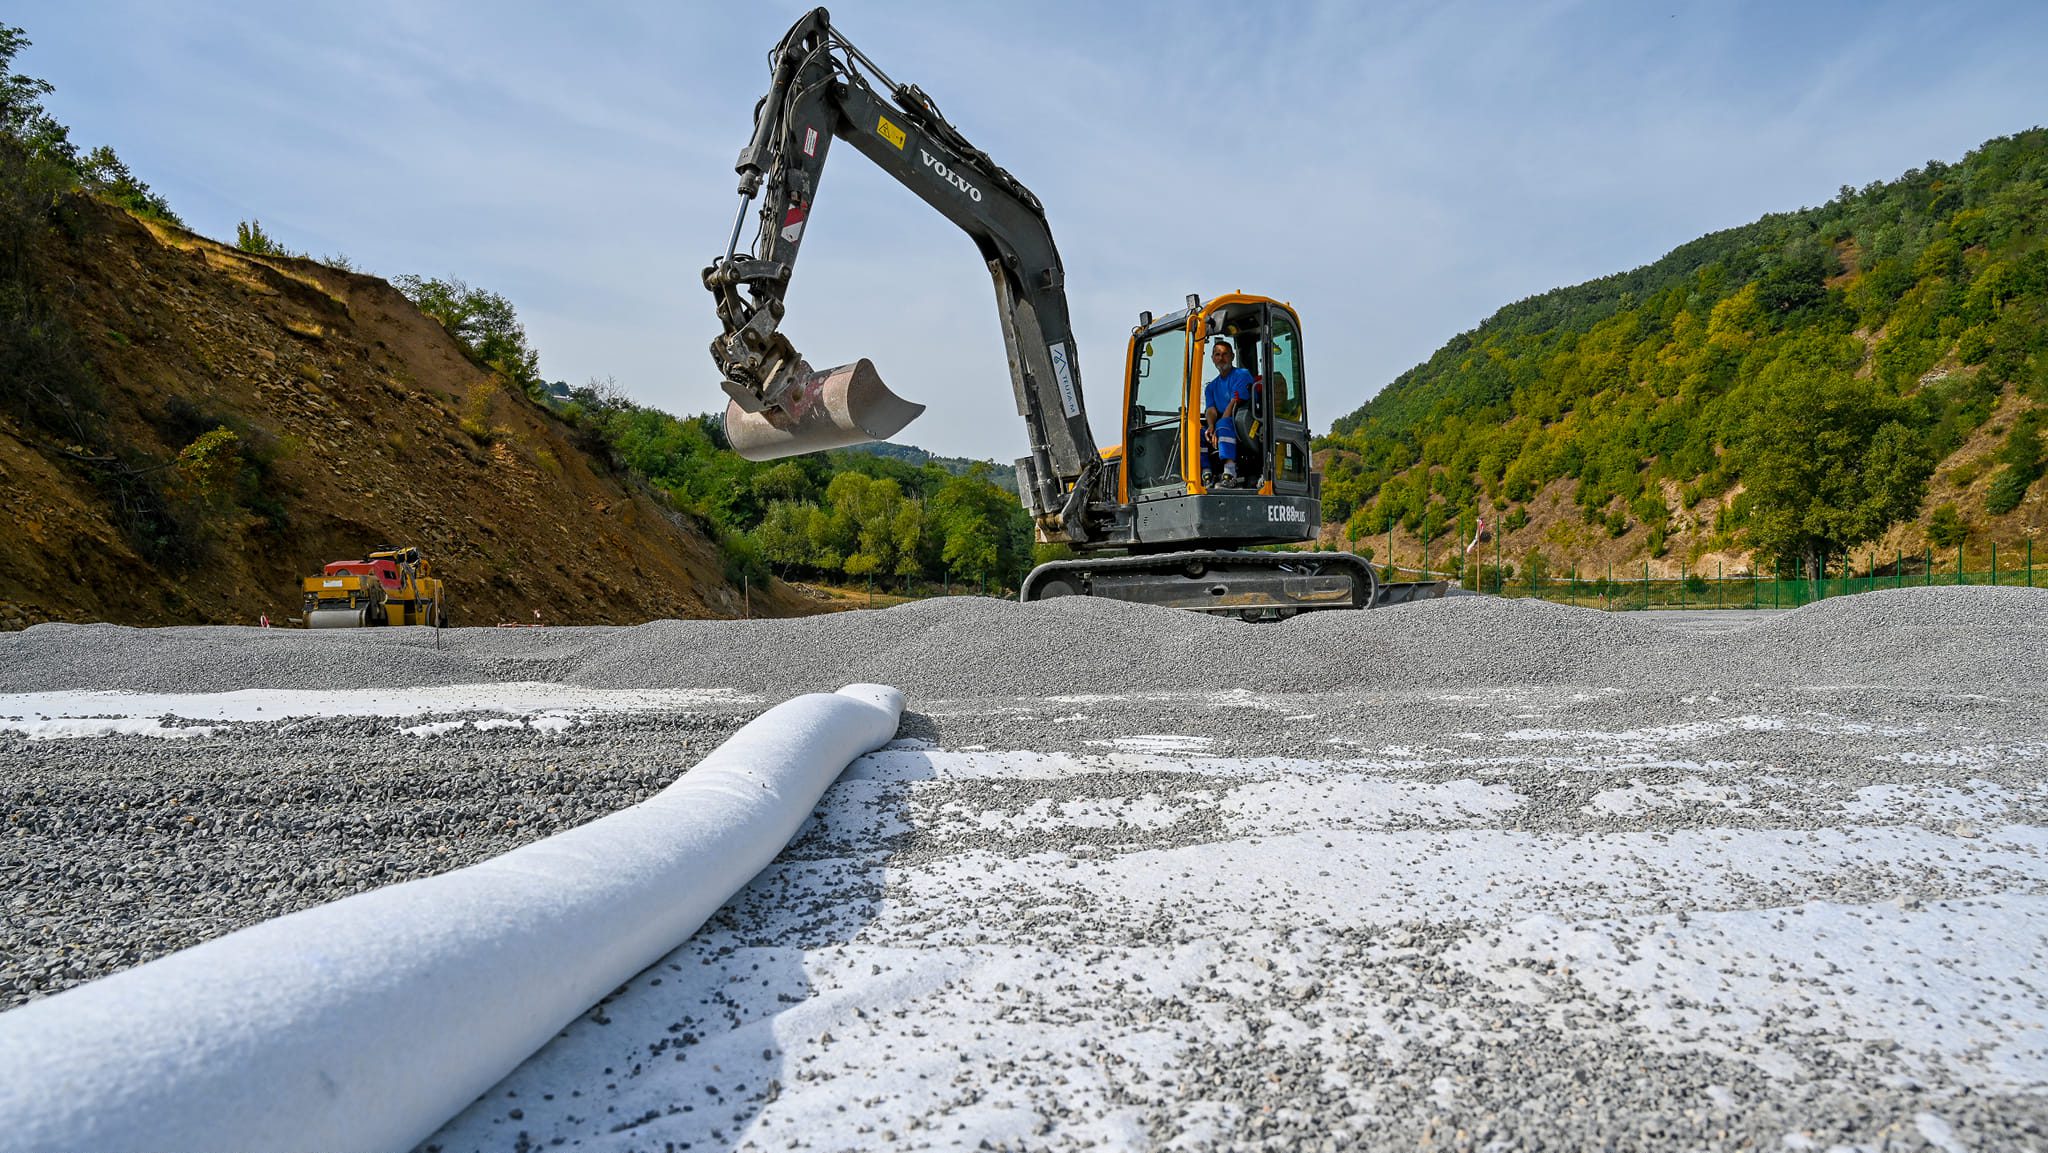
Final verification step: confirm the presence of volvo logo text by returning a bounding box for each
[918,149,983,202]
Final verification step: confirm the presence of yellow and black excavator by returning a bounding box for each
[705,10,1444,616]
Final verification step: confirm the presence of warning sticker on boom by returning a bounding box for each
[1048,341,1080,419]
[876,115,906,150]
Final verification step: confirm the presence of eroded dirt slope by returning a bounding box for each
[0,197,811,627]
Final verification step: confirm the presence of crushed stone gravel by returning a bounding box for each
[2,585,2041,700]
[1,585,2045,1150]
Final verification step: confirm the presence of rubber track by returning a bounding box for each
[1020,550,1380,614]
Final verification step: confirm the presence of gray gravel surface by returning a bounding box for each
[3,585,2040,698]
[3,586,2045,1151]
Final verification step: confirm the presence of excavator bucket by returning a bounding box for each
[723,359,925,461]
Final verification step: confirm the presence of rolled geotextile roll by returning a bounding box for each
[0,683,905,1153]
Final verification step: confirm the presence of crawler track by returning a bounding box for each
[1020,549,1383,618]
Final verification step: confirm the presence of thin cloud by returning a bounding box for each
[16,0,2048,461]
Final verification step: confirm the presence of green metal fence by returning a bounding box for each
[1399,542,2043,610]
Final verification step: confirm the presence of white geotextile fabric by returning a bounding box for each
[0,683,904,1153]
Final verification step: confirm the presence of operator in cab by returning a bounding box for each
[1203,339,1256,487]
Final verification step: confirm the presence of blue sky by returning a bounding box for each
[15,1,2048,462]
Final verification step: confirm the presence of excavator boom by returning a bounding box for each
[703,8,1101,540]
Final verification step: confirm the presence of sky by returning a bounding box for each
[13,1,2048,462]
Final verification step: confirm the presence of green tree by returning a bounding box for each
[1738,339,1933,581]
[890,500,924,584]
[1985,412,2042,515]
[174,426,243,509]
[78,145,176,223]
[752,460,815,504]
[393,275,542,395]
[0,25,74,168]
[235,219,298,256]
[842,549,880,582]
[941,519,998,588]
[3,24,175,224]
[930,464,1029,586]
[753,500,813,575]
[1928,502,1967,548]
[825,471,911,583]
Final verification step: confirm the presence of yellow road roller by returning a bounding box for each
[302,547,447,628]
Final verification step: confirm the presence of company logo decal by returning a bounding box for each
[919,148,983,202]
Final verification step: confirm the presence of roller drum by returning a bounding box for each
[307,607,371,629]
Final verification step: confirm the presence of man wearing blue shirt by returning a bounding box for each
[1203,340,1257,486]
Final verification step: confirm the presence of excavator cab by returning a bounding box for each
[1119,294,1314,509]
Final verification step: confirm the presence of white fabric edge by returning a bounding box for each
[0,683,904,1153]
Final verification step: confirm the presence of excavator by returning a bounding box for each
[705,9,1444,616]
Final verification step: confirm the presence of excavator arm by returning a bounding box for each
[703,8,1100,538]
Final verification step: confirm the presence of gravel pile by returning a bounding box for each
[3,586,2042,699]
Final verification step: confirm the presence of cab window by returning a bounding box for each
[1133,327,1186,414]
[1128,324,1189,492]
[1269,314,1304,423]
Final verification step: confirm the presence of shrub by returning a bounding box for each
[1928,503,1967,547]
[173,426,243,508]
[1985,414,2041,515]
[234,219,300,257]
[461,379,499,442]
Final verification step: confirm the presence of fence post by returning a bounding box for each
[1718,560,1723,609]
[1958,546,1964,586]
[1570,564,1577,607]
[1896,547,1902,591]
[1607,562,1613,611]
[1680,560,1686,610]
[1992,541,1998,586]
[1643,561,1650,610]
[1927,546,1933,587]
[2030,539,2035,588]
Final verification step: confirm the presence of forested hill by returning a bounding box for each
[1320,128,2048,577]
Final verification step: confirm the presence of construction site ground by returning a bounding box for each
[2,588,2045,1150]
